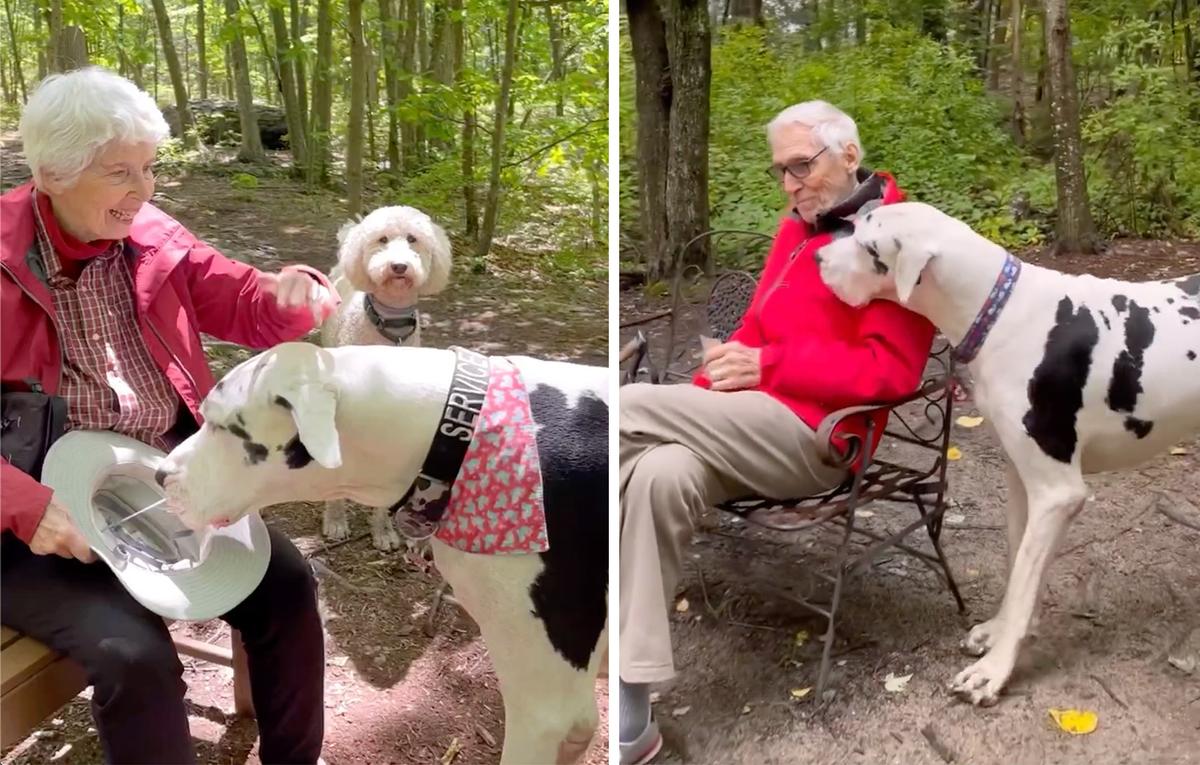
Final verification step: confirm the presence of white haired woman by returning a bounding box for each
[0,68,336,763]
[618,101,935,763]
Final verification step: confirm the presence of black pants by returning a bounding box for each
[0,527,325,764]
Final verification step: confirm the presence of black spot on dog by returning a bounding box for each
[1174,274,1200,296]
[864,241,888,275]
[228,422,252,442]
[1099,311,1112,330]
[1180,306,1200,320]
[273,395,293,410]
[214,380,225,392]
[1167,297,1175,304]
[1106,300,1156,440]
[865,212,873,224]
[1112,294,1128,313]
[1188,350,1197,360]
[1152,306,1161,314]
[235,412,245,427]
[1023,297,1100,463]
[282,435,314,469]
[526,384,608,672]
[243,439,269,464]
[893,237,902,252]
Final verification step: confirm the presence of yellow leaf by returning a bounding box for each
[956,415,985,428]
[675,598,690,613]
[790,687,812,699]
[1170,446,1189,456]
[946,446,963,461]
[1049,708,1098,735]
[794,630,810,648]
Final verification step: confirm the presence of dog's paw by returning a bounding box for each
[950,654,1012,706]
[962,618,1002,657]
[322,508,352,540]
[370,510,404,552]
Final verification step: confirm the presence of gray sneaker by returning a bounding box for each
[619,681,663,765]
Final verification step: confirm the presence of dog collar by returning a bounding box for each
[953,252,1022,365]
[390,346,490,539]
[364,294,420,345]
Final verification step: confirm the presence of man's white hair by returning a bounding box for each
[19,66,170,187]
[766,100,866,163]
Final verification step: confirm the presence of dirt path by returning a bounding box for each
[1,136,608,765]
[619,244,1200,765]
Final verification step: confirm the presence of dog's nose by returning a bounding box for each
[154,467,170,488]
[390,263,409,276]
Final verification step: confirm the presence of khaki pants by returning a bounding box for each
[619,382,846,683]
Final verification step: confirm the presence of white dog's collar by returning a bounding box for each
[364,294,420,344]
[953,252,1023,364]
[390,346,489,538]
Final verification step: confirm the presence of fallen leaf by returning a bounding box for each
[671,705,692,717]
[837,659,848,666]
[649,691,662,703]
[440,736,462,765]
[857,509,875,519]
[945,512,966,524]
[329,656,349,667]
[1167,654,1197,675]
[883,672,913,693]
[1170,446,1189,456]
[956,415,985,428]
[794,629,810,648]
[50,745,73,762]
[946,446,963,461]
[675,598,690,613]
[790,687,812,699]
[741,704,752,714]
[1049,708,1098,735]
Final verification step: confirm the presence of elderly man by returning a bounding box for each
[1,68,337,763]
[618,101,935,763]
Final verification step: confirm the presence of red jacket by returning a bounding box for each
[1,181,335,542]
[695,173,934,467]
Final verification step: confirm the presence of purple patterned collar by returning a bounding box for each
[952,252,1022,364]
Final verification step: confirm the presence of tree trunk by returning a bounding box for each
[547,3,564,116]
[57,25,87,71]
[1011,0,1025,143]
[225,0,265,161]
[379,0,400,171]
[456,0,477,240]
[921,0,948,42]
[198,0,208,99]
[307,0,332,184]
[727,0,763,25]
[224,42,233,98]
[662,0,712,275]
[2,0,27,102]
[988,0,1005,89]
[474,0,519,258]
[34,0,45,80]
[627,0,672,279]
[346,0,367,214]
[399,0,419,172]
[1184,0,1197,82]
[151,0,193,147]
[291,0,308,131]
[416,0,428,164]
[856,1,867,44]
[366,44,377,167]
[0,47,10,103]
[269,1,307,168]
[1044,0,1097,254]
[46,0,60,72]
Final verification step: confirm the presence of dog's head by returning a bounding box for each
[156,343,342,529]
[815,202,944,307]
[336,205,453,307]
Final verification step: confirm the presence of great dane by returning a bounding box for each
[816,201,1200,706]
[156,342,608,763]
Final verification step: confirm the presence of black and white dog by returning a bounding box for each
[156,342,608,764]
[816,201,1200,706]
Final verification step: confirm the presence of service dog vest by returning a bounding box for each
[391,348,549,555]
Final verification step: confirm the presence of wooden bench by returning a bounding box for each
[621,229,966,701]
[2,625,253,749]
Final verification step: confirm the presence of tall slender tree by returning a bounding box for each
[225,0,264,161]
[346,0,367,213]
[475,0,519,258]
[269,0,307,167]
[307,0,332,184]
[151,0,194,147]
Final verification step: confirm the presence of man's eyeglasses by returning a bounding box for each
[768,146,828,183]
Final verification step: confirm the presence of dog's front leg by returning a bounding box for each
[963,457,1029,657]
[952,476,1085,705]
[369,506,403,551]
[323,498,353,540]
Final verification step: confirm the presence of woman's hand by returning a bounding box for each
[29,496,96,562]
[260,266,339,323]
[703,341,763,391]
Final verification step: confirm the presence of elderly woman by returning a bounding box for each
[0,68,336,763]
[618,101,935,763]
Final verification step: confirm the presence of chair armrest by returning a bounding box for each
[814,375,951,468]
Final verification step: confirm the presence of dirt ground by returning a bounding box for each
[619,240,1200,765]
[0,134,608,765]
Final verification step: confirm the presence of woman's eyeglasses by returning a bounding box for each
[768,146,828,182]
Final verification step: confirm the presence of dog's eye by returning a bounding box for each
[406,234,417,244]
[378,235,389,245]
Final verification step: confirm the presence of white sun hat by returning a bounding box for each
[40,430,271,621]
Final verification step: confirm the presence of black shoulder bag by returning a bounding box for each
[0,380,68,480]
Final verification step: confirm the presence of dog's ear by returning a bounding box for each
[892,242,935,305]
[267,345,343,469]
[421,220,453,295]
[336,218,360,247]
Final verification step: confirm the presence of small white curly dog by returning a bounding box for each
[319,205,453,550]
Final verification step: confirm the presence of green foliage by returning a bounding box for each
[230,172,260,190]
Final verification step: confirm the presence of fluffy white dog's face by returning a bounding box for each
[156,343,343,530]
[815,202,938,307]
[337,205,453,307]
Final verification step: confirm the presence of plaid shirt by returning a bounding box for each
[32,193,180,450]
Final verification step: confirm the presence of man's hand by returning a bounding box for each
[259,266,339,323]
[29,496,96,562]
[703,341,763,391]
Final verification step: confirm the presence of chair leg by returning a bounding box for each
[916,495,966,614]
[230,629,255,718]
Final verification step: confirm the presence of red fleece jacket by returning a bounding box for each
[1,181,337,543]
[694,173,935,466]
